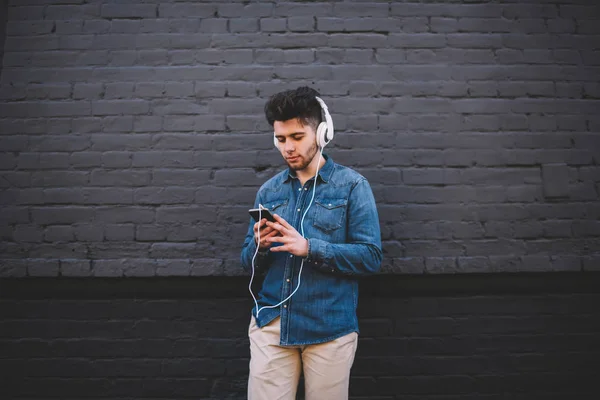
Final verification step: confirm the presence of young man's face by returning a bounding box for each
[273,118,319,172]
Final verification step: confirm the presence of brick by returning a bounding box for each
[163,115,225,132]
[316,17,345,32]
[26,84,71,100]
[27,259,60,277]
[59,259,92,277]
[135,82,165,98]
[30,171,89,187]
[104,224,135,241]
[158,3,215,18]
[151,169,210,186]
[31,207,95,224]
[152,134,213,150]
[329,33,387,48]
[218,3,272,17]
[137,50,168,66]
[91,170,150,187]
[376,49,405,64]
[430,17,458,33]
[8,6,45,20]
[389,33,445,48]
[43,188,85,205]
[110,20,140,34]
[132,151,194,168]
[92,100,149,116]
[134,188,195,205]
[542,164,570,198]
[230,18,258,33]
[332,3,388,17]
[156,206,218,224]
[136,225,167,241]
[255,49,284,63]
[95,207,155,224]
[583,255,600,271]
[13,225,44,242]
[503,4,558,18]
[170,50,195,65]
[101,4,156,19]
[200,18,228,33]
[288,16,314,32]
[101,151,132,168]
[82,19,111,34]
[225,82,256,98]
[91,134,153,151]
[274,3,333,17]
[73,83,104,99]
[283,49,314,63]
[44,225,75,242]
[458,17,511,32]
[260,18,286,32]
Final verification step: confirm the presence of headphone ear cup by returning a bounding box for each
[316,122,327,148]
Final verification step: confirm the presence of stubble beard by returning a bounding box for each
[287,142,319,172]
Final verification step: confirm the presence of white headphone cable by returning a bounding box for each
[249,147,324,317]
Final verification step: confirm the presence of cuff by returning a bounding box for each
[305,238,334,273]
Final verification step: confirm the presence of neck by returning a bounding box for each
[297,152,325,186]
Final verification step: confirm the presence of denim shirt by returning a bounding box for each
[240,155,383,346]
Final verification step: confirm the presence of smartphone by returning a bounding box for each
[249,207,275,223]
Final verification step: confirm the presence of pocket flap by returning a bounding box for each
[315,198,347,210]
[263,199,288,211]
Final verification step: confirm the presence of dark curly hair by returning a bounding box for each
[264,86,322,131]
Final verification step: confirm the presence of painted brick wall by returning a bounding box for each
[1,0,599,277]
[2,3,600,399]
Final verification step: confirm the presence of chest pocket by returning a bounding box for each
[262,199,288,216]
[312,198,347,233]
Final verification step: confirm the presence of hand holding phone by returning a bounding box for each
[249,206,278,250]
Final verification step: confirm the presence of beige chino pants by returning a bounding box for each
[248,316,358,400]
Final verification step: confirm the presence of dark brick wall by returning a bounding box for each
[1,3,600,397]
[1,273,599,399]
[0,0,6,77]
[0,0,599,277]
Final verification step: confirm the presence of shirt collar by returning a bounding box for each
[284,153,333,184]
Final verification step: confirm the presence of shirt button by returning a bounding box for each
[298,188,301,191]
[297,208,300,212]
[286,279,290,282]
[290,255,293,258]
[283,305,287,308]
[304,188,307,191]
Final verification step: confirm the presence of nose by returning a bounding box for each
[284,140,295,153]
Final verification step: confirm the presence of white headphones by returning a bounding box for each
[273,96,335,149]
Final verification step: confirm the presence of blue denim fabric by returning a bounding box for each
[240,154,382,346]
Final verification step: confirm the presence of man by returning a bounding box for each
[240,86,382,400]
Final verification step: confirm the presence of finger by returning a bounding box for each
[268,244,287,252]
[266,221,289,235]
[264,229,280,238]
[255,219,270,232]
[273,214,294,230]
[267,235,291,244]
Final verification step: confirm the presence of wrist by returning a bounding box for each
[303,238,310,258]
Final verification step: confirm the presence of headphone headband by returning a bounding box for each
[314,96,334,148]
